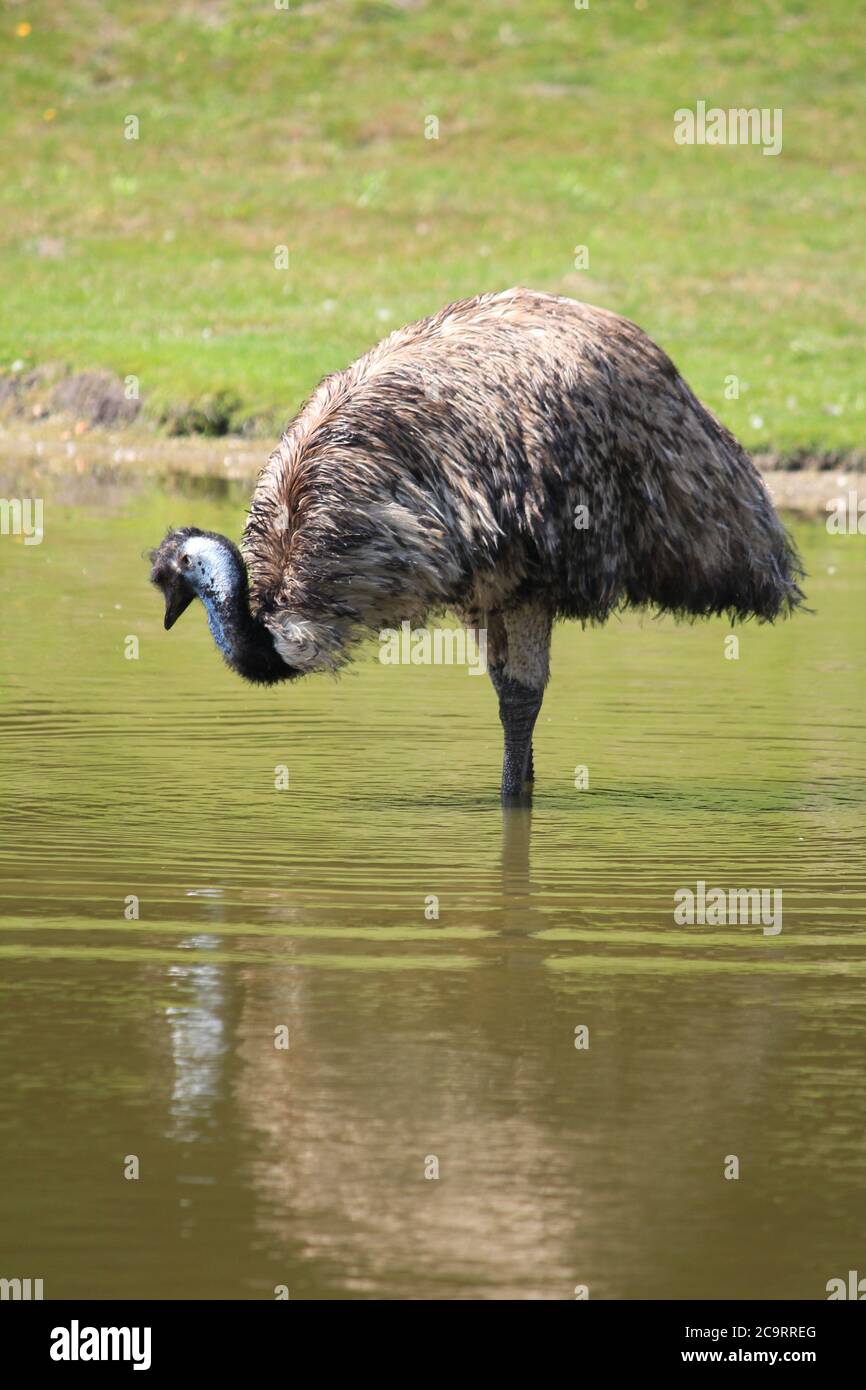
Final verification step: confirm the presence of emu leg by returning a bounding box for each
[497,673,544,803]
[493,602,553,803]
[489,661,536,794]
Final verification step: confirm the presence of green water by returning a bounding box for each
[1,478,865,1300]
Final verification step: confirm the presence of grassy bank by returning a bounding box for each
[1,0,863,449]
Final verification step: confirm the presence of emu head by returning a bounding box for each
[149,526,245,629]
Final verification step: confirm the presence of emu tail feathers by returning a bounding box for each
[621,400,805,624]
[630,490,805,623]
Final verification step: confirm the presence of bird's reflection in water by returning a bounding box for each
[499,805,537,935]
[165,937,226,1144]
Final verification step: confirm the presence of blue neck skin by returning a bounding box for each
[195,577,297,685]
[201,589,234,661]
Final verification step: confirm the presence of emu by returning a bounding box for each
[150,288,803,802]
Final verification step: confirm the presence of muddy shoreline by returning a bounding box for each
[0,419,861,518]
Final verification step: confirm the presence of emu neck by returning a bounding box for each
[200,584,295,685]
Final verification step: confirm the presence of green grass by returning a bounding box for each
[1,0,863,448]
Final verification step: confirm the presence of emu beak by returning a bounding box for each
[163,573,196,630]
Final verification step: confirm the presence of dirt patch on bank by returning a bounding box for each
[0,364,141,429]
[0,366,276,438]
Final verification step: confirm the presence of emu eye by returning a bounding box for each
[180,554,191,569]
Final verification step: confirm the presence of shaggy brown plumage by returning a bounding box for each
[243,287,802,675]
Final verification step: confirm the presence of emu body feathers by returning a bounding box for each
[243,287,802,674]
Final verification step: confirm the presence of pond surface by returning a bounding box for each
[1,477,864,1299]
